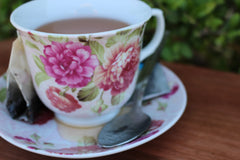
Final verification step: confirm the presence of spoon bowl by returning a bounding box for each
[97,82,151,148]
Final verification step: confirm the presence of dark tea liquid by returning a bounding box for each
[36,18,129,34]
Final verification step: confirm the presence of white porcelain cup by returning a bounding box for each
[10,0,165,127]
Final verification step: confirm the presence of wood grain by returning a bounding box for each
[0,38,13,74]
[0,39,239,160]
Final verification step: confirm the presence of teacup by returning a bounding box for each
[10,0,165,127]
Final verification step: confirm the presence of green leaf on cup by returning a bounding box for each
[77,82,100,102]
[78,36,88,42]
[106,29,137,48]
[116,29,132,36]
[94,36,103,39]
[71,88,77,93]
[39,39,47,46]
[28,32,46,45]
[89,41,105,64]
[106,34,128,48]
[78,36,90,46]
[127,27,142,41]
[33,55,45,72]
[35,72,51,87]
[105,36,118,48]
[25,40,40,51]
[111,92,124,105]
[48,35,68,43]
[91,99,108,114]
[0,88,7,103]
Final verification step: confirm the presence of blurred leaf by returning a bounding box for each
[205,17,223,30]
[228,13,240,28]
[181,43,193,59]
[0,0,29,40]
[178,26,188,36]
[215,35,225,46]
[194,2,217,18]
[233,0,240,6]
[166,11,179,24]
[182,14,196,24]
[227,30,240,40]
[165,0,187,9]
[161,47,173,61]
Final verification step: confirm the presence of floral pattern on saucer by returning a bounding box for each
[0,66,187,158]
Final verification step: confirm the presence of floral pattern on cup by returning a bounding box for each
[21,26,144,114]
[93,39,140,96]
[40,41,99,88]
[46,86,82,113]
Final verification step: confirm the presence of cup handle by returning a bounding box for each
[140,8,165,62]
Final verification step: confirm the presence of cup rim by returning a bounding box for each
[10,0,152,37]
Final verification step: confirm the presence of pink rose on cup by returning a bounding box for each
[46,86,82,113]
[40,41,99,88]
[93,40,140,96]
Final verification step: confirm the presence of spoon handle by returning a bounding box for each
[131,77,149,108]
[131,48,161,108]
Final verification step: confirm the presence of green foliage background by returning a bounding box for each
[1,0,240,72]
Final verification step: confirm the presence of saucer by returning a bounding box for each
[0,65,187,159]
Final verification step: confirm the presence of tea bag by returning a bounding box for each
[143,63,170,100]
[6,38,44,123]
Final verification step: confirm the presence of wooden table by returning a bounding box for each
[0,39,239,160]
